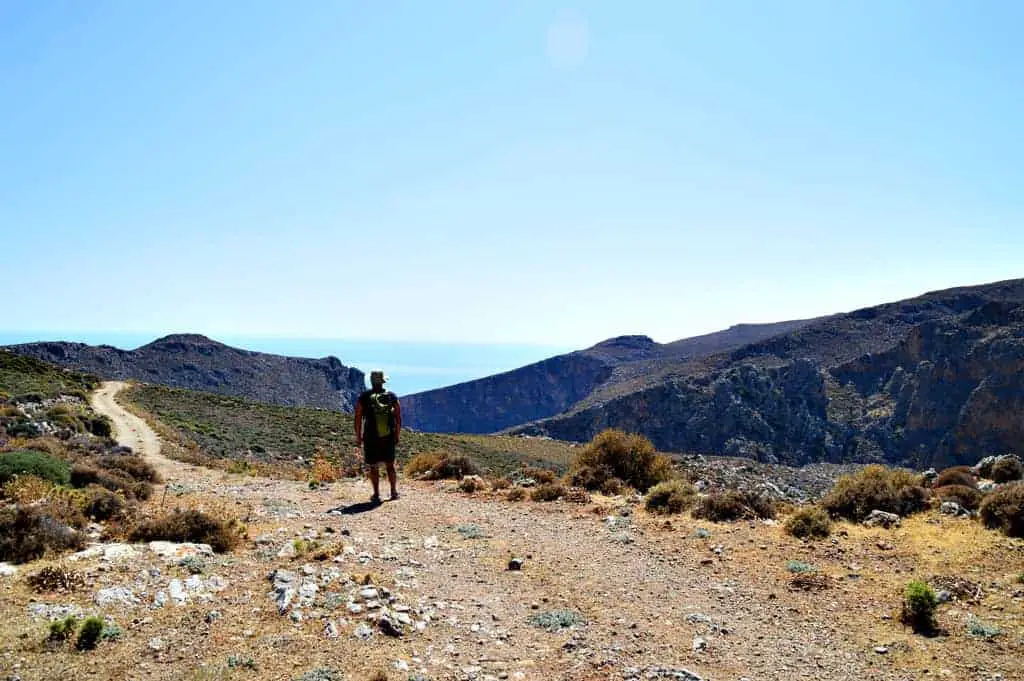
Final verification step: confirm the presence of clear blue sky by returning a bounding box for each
[2,1,1021,346]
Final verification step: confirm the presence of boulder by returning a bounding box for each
[862,510,901,529]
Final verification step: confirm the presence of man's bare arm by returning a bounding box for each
[354,401,363,445]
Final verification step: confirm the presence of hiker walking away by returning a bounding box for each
[354,370,401,504]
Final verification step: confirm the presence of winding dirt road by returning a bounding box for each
[90,381,177,479]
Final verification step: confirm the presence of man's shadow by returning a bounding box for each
[330,500,382,515]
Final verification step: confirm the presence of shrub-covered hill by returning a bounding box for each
[123,384,577,476]
[0,350,100,401]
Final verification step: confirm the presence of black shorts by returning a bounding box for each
[363,439,396,465]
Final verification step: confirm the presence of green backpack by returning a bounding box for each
[368,391,394,438]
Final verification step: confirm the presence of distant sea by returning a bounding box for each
[0,331,573,396]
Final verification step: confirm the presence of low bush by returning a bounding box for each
[933,466,977,489]
[901,580,938,634]
[98,456,160,483]
[129,509,241,553]
[489,476,511,491]
[506,487,526,502]
[978,482,1024,538]
[990,457,1024,483]
[70,463,152,501]
[48,616,78,642]
[75,616,105,651]
[403,451,479,480]
[86,416,113,438]
[403,452,442,478]
[936,484,984,511]
[0,506,85,563]
[458,476,482,494]
[693,490,776,522]
[784,506,832,539]
[821,465,930,521]
[567,429,673,493]
[2,474,55,503]
[28,564,84,592]
[601,477,626,496]
[83,486,126,521]
[309,457,339,485]
[0,450,71,486]
[530,482,565,502]
[520,466,557,485]
[644,480,696,515]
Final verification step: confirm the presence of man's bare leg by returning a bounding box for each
[385,461,398,499]
[368,464,381,501]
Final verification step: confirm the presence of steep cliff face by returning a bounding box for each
[400,352,614,434]
[5,335,366,411]
[400,321,821,434]
[514,295,1024,470]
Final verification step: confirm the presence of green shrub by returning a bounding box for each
[75,616,104,651]
[936,484,984,511]
[692,490,776,522]
[901,580,938,634]
[87,416,113,438]
[644,480,696,515]
[129,510,241,553]
[528,609,585,631]
[784,506,832,539]
[786,560,816,573]
[48,616,78,642]
[933,466,977,489]
[567,429,673,493]
[0,506,85,563]
[530,482,565,502]
[990,457,1024,483]
[0,450,71,486]
[978,482,1024,538]
[821,465,929,521]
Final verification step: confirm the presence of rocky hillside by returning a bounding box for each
[4,335,365,411]
[514,279,1024,470]
[400,322,817,434]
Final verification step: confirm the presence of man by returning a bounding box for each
[354,370,401,504]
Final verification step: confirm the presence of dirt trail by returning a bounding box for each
[91,381,176,477]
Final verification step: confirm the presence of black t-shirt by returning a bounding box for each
[359,389,398,442]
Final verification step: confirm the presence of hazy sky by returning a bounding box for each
[2,1,1021,346]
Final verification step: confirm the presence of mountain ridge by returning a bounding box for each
[3,333,366,411]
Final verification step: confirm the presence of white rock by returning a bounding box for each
[0,563,17,578]
[149,542,214,560]
[102,544,139,561]
[169,579,188,606]
[423,536,439,550]
[95,586,140,607]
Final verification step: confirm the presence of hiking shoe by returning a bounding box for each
[370,494,381,505]
[389,491,400,501]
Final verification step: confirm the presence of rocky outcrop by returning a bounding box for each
[5,335,365,411]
